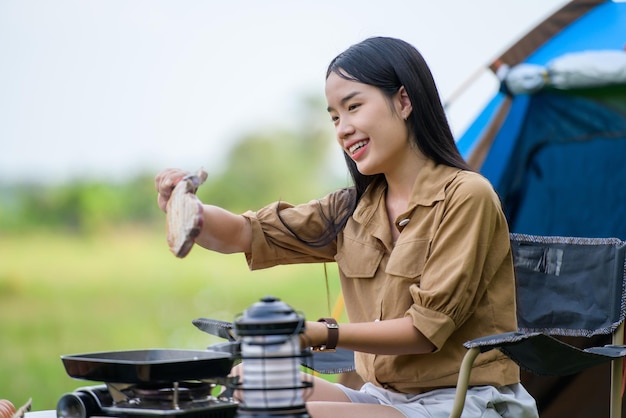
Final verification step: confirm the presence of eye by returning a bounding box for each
[348,103,361,111]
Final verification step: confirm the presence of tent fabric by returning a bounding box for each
[497,87,626,238]
[523,1,626,66]
[503,50,626,94]
[454,2,626,416]
[489,0,605,72]
[478,94,531,194]
[465,97,512,170]
[456,93,508,159]
[458,0,626,167]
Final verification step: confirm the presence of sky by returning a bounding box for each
[0,0,570,184]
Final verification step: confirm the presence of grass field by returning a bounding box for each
[0,226,343,410]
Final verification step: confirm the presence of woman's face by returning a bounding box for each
[325,72,413,177]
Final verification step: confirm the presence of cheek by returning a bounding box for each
[335,133,343,148]
[387,119,411,142]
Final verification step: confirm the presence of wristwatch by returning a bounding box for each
[313,317,339,352]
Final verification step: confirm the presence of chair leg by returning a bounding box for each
[449,347,480,418]
[610,322,624,418]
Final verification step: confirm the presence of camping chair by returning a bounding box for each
[450,233,626,418]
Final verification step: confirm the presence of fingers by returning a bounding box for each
[154,168,190,212]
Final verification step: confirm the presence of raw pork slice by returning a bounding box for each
[166,168,208,258]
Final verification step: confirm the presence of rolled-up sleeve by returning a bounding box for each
[405,174,511,350]
[242,192,349,270]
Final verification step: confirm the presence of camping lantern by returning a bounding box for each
[233,296,312,418]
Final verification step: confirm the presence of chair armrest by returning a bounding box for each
[463,331,541,351]
[449,347,481,418]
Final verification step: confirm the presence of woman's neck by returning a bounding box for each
[384,152,428,244]
[384,150,427,204]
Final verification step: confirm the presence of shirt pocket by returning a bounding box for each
[385,238,430,279]
[335,237,383,279]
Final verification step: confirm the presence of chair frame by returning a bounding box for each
[450,234,626,418]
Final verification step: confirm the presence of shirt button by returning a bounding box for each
[398,218,410,227]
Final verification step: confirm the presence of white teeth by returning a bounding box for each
[348,140,368,154]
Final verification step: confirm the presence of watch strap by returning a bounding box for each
[316,317,339,351]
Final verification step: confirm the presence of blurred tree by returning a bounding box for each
[0,94,348,232]
[0,175,161,233]
[199,93,347,212]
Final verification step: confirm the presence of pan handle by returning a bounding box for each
[192,318,236,341]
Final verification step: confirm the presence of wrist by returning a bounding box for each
[311,317,339,352]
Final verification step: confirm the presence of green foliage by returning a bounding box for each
[200,94,346,212]
[0,93,347,231]
[0,175,162,234]
[0,94,351,409]
[0,228,343,410]
[201,128,341,211]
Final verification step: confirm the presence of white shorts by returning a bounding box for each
[337,382,539,418]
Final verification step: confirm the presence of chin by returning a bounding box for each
[356,165,381,176]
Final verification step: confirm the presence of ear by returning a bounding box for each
[394,86,413,120]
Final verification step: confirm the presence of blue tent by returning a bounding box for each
[456,0,626,240]
[453,1,626,416]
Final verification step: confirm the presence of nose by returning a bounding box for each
[335,117,355,140]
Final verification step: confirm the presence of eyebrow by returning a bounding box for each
[326,91,361,113]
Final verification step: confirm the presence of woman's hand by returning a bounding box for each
[155,168,191,212]
[155,167,253,254]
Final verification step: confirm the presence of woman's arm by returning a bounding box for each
[305,317,435,355]
[155,168,252,254]
[194,204,252,254]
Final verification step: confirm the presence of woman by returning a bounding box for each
[155,37,538,418]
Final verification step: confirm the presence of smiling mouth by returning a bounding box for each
[348,140,369,155]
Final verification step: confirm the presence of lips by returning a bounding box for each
[346,139,370,160]
[348,140,368,154]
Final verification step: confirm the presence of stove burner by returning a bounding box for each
[128,381,213,403]
[57,380,238,418]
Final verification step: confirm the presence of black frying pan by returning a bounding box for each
[61,349,233,383]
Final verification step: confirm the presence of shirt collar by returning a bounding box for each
[353,160,463,225]
[409,159,462,207]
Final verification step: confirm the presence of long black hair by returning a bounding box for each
[327,36,472,200]
[278,37,472,247]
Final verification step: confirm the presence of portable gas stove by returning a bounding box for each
[56,349,238,418]
[55,299,336,418]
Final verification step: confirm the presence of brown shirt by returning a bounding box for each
[242,159,520,394]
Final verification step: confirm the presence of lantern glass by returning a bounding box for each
[234,296,312,417]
